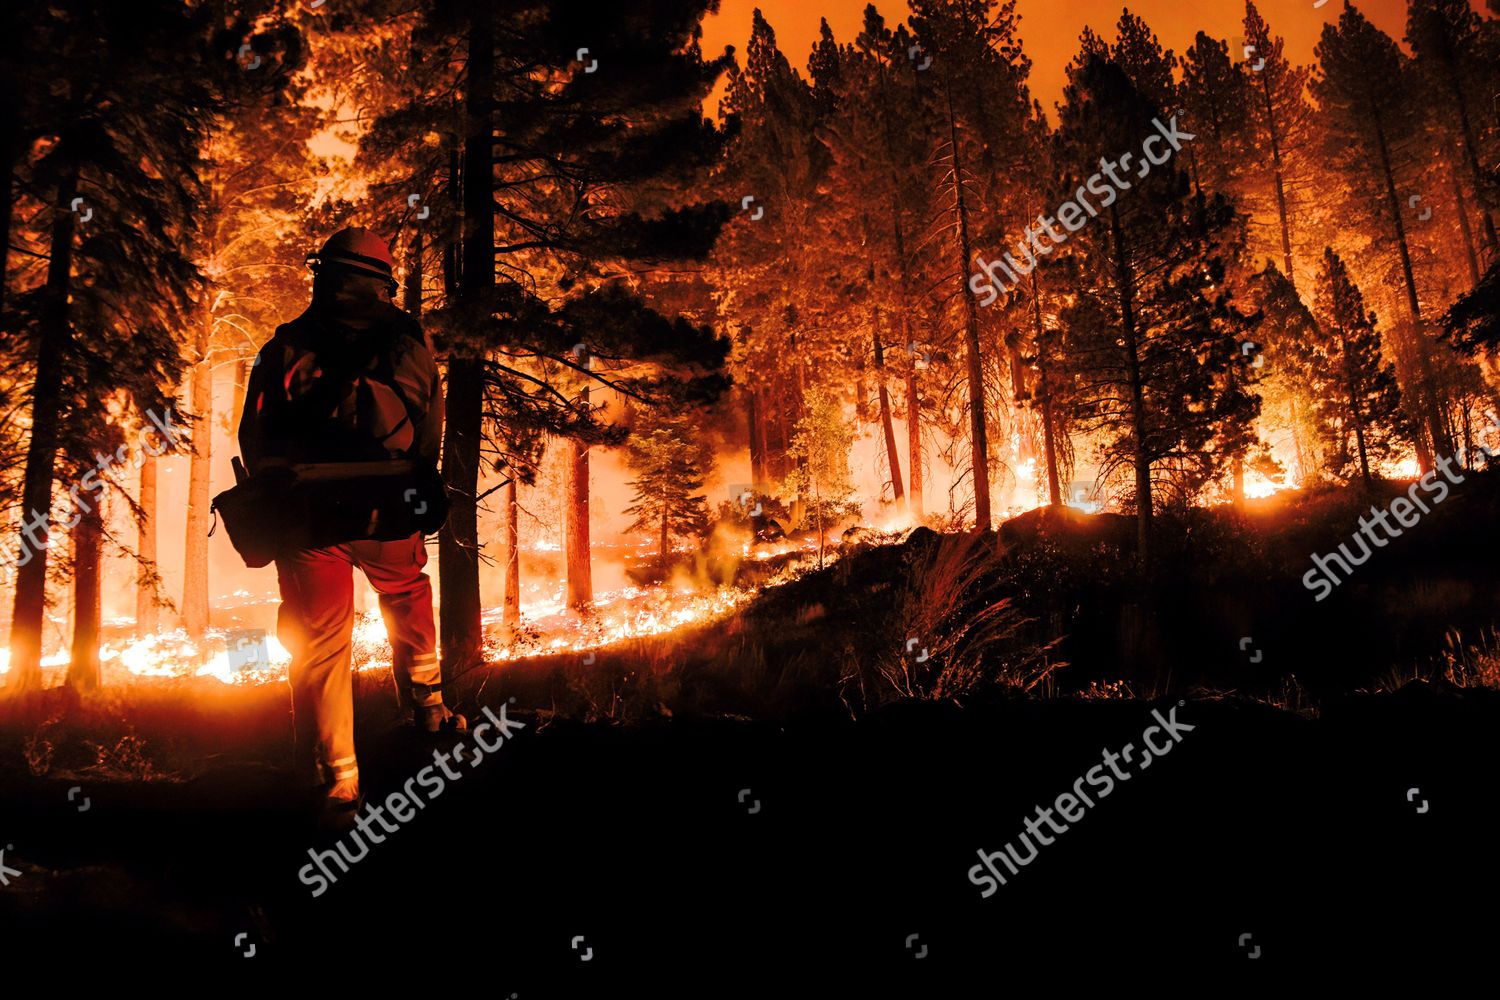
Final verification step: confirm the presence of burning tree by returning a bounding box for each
[710,10,831,518]
[623,408,714,569]
[1054,46,1258,564]
[5,0,214,689]
[348,0,732,665]
[1313,2,1454,466]
[179,7,314,642]
[783,382,859,565]
[908,0,1038,531]
[1310,248,1411,487]
[1239,0,1317,291]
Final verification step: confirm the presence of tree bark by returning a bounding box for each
[1109,203,1152,566]
[404,226,424,315]
[181,310,212,640]
[747,385,766,490]
[440,358,483,667]
[872,329,905,514]
[1371,105,1449,464]
[1446,147,1481,287]
[0,141,14,322]
[905,362,923,520]
[1440,47,1497,253]
[1336,324,1373,488]
[565,387,592,608]
[1258,71,1297,285]
[68,500,102,691]
[439,2,493,673]
[501,477,519,627]
[136,454,158,635]
[1029,272,1062,507]
[8,162,79,690]
[942,83,990,531]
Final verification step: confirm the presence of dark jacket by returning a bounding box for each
[238,300,443,474]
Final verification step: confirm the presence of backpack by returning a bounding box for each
[211,311,448,568]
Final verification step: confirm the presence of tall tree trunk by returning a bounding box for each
[1109,204,1152,567]
[68,500,102,691]
[439,2,493,673]
[440,358,483,666]
[0,142,15,322]
[789,357,807,530]
[181,308,212,640]
[1258,72,1297,286]
[885,186,923,521]
[444,139,461,298]
[9,162,79,690]
[1029,272,1062,507]
[1337,326,1374,488]
[872,329,905,514]
[1442,53,1498,253]
[1447,147,1481,286]
[1289,396,1308,486]
[747,385,766,490]
[1227,363,1246,507]
[942,84,990,531]
[501,478,519,627]
[1372,106,1449,464]
[565,387,592,608]
[230,358,249,440]
[905,361,923,520]
[136,454,158,635]
[404,226,424,315]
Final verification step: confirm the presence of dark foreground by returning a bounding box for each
[1,683,1496,986]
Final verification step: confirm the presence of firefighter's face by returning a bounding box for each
[323,266,393,303]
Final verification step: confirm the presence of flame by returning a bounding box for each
[1243,471,1284,499]
[1,574,786,687]
[481,582,759,661]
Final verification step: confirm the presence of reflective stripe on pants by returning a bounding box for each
[277,533,440,783]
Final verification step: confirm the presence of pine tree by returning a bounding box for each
[1054,43,1257,564]
[711,10,829,526]
[1241,1,1315,289]
[623,409,713,569]
[429,0,730,657]
[782,382,859,567]
[1313,2,1451,466]
[1311,248,1410,486]
[1407,0,1498,261]
[6,0,214,689]
[812,9,945,521]
[908,0,1036,530]
[1179,32,1248,205]
[181,8,314,641]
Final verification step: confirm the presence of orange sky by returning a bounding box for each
[701,0,1419,112]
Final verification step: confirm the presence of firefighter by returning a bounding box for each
[238,227,464,822]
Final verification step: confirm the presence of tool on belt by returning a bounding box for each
[211,322,447,569]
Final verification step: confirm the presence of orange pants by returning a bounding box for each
[275,534,442,787]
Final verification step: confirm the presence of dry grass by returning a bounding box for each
[874,531,1061,702]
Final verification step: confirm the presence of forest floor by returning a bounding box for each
[3,478,1500,982]
[0,686,1495,983]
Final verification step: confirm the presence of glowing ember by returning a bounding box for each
[482,583,760,661]
[1,571,801,687]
